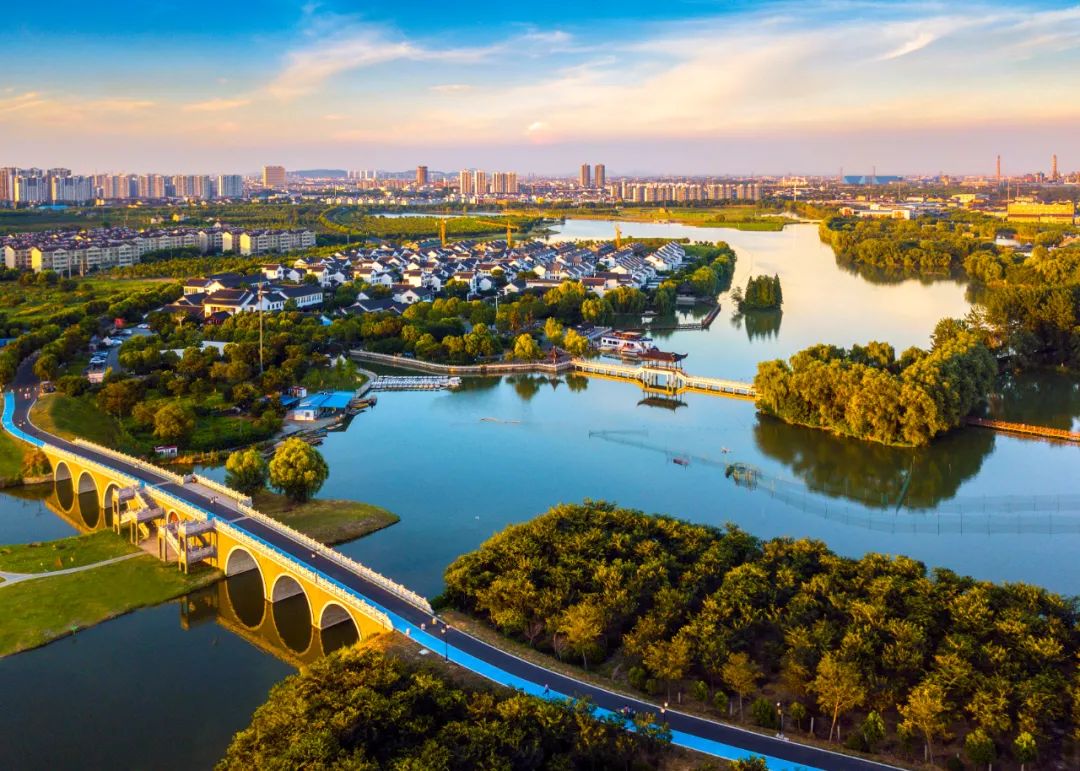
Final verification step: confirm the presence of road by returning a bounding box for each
[6,359,897,771]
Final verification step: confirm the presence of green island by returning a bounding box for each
[249,490,398,545]
[733,275,783,312]
[439,501,1077,768]
[218,635,686,771]
[0,535,217,657]
[753,321,996,446]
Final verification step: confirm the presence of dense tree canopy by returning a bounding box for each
[754,324,996,446]
[735,275,783,311]
[219,644,672,770]
[820,215,1080,370]
[443,502,1080,766]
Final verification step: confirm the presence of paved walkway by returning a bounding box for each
[0,552,142,589]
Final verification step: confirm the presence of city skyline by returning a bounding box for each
[3,1,1080,174]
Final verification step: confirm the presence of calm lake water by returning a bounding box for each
[1,221,1077,769]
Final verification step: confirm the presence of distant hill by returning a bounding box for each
[292,169,348,179]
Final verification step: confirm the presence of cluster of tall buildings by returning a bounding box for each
[579,164,605,189]
[616,181,762,203]
[458,169,519,195]
[0,167,245,205]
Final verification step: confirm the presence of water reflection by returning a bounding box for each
[182,575,362,668]
[752,414,995,510]
[835,259,968,288]
[988,371,1080,429]
[731,310,783,341]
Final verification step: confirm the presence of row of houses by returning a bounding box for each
[163,239,689,322]
[166,272,326,322]
[296,238,687,299]
[2,224,316,273]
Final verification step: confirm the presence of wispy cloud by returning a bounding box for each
[183,97,251,112]
[430,83,473,94]
[267,23,494,99]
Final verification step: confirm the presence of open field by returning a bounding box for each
[0,530,137,573]
[0,551,218,657]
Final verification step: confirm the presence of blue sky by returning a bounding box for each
[3,1,1079,175]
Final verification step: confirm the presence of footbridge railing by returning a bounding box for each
[235,501,434,615]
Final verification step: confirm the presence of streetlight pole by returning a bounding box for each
[777,702,784,738]
[441,625,448,661]
[258,285,264,375]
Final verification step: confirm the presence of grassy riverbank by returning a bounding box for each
[0,430,29,484]
[31,393,126,447]
[252,490,399,545]
[0,540,218,657]
[0,531,137,573]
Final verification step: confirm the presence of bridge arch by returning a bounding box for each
[224,546,261,578]
[101,482,120,528]
[54,461,74,511]
[270,574,313,653]
[318,601,360,655]
[76,471,99,529]
[270,574,306,603]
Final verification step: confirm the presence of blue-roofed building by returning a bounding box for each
[286,390,355,421]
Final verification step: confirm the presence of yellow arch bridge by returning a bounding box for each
[5,412,433,647]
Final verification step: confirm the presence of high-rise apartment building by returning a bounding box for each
[262,165,287,189]
[48,169,93,203]
[416,165,429,187]
[14,169,48,204]
[473,170,488,195]
[594,164,606,189]
[459,169,475,195]
[490,172,519,195]
[217,174,243,198]
[0,168,19,203]
[580,164,592,189]
[137,174,167,199]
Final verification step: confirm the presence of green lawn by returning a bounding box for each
[0,430,28,483]
[0,531,138,574]
[0,555,218,657]
[252,491,399,545]
[31,393,125,447]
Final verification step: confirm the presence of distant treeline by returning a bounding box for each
[819,215,1080,370]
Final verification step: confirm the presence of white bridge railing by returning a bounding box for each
[73,438,186,485]
[235,501,434,616]
[190,474,253,507]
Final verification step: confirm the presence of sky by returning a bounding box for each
[2,0,1080,176]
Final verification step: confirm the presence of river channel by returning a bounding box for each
[1,221,1077,769]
